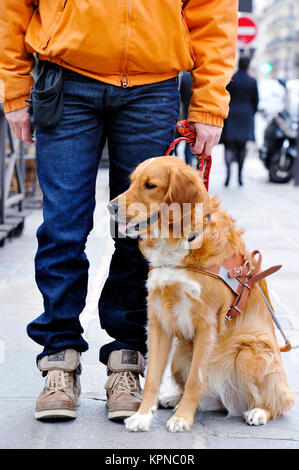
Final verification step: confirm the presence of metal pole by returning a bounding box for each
[18,141,25,211]
[0,106,6,224]
[294,115,299,187]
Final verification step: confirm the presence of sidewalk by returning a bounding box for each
[0,147,298,449]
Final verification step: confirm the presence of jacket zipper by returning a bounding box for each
[121,74,128,88]
[121,0,130,87]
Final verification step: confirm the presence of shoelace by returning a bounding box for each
[105,371,141,399]
[45,370,70,396]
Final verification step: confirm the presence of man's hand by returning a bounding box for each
[189,122,222,156]
[5,107,35,144]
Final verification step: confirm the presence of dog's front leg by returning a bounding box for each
[167,324,216,432]
[125,313,172,432]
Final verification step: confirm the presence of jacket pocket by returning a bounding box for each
[39,0,68,49]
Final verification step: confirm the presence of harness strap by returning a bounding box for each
[149,254,245,295]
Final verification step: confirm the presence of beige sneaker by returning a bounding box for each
[104,350,145,420]
[35,349,81,420]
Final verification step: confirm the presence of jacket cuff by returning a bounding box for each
[188,111,223,128]
[2,95,30,114]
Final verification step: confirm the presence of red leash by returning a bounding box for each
[165,120,212,191]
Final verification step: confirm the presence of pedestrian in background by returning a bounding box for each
[221,56,259,186]
[0,0,238,423]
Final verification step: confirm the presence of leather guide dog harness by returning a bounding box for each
[149,250,291,352]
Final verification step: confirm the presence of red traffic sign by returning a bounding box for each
[238,16,257,45]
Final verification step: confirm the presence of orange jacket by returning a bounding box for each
[0,0,238,126]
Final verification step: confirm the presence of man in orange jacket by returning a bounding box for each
[0,0,238,423]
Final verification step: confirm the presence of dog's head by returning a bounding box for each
[108,156,210,239]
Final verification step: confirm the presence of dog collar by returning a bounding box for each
[121,211,159,234]
[134,211,159,232]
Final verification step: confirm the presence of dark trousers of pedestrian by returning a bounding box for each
[224,140,247,186]
[26,66,180,365]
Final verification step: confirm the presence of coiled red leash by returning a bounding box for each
[165,120,212,192]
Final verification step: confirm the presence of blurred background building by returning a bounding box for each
[237,0,298,164]
[252,0,299,81]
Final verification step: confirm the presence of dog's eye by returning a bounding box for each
[144,181,157,190]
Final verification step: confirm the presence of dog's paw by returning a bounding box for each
[125,407,156,432]
[158,394,182,409]
[166,416,191,433]
[244,408,268,426]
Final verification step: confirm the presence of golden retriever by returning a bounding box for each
[108,155,293,432]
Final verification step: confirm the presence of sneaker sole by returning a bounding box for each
[108,409,137,420]
[35,398,80,420]
[35,409,77,420]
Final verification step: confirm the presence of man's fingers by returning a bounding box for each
[189,121,222,156]
[13,122,23,142]
[9,123,16,139]
[215,128,222,146]
[5,107,34,144]
[192,134,213,156]
[22,122,35,144]
[10,121,34,144]
[204,141,213,157]
[190,140,204,155]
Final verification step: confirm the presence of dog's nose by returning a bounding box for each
[107,201,119,215]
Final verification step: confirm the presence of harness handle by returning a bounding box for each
[165,120,212,192]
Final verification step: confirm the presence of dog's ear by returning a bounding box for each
[163,165,208,207]
[161,165,209,225]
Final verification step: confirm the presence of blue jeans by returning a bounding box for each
[27,66,180,365]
